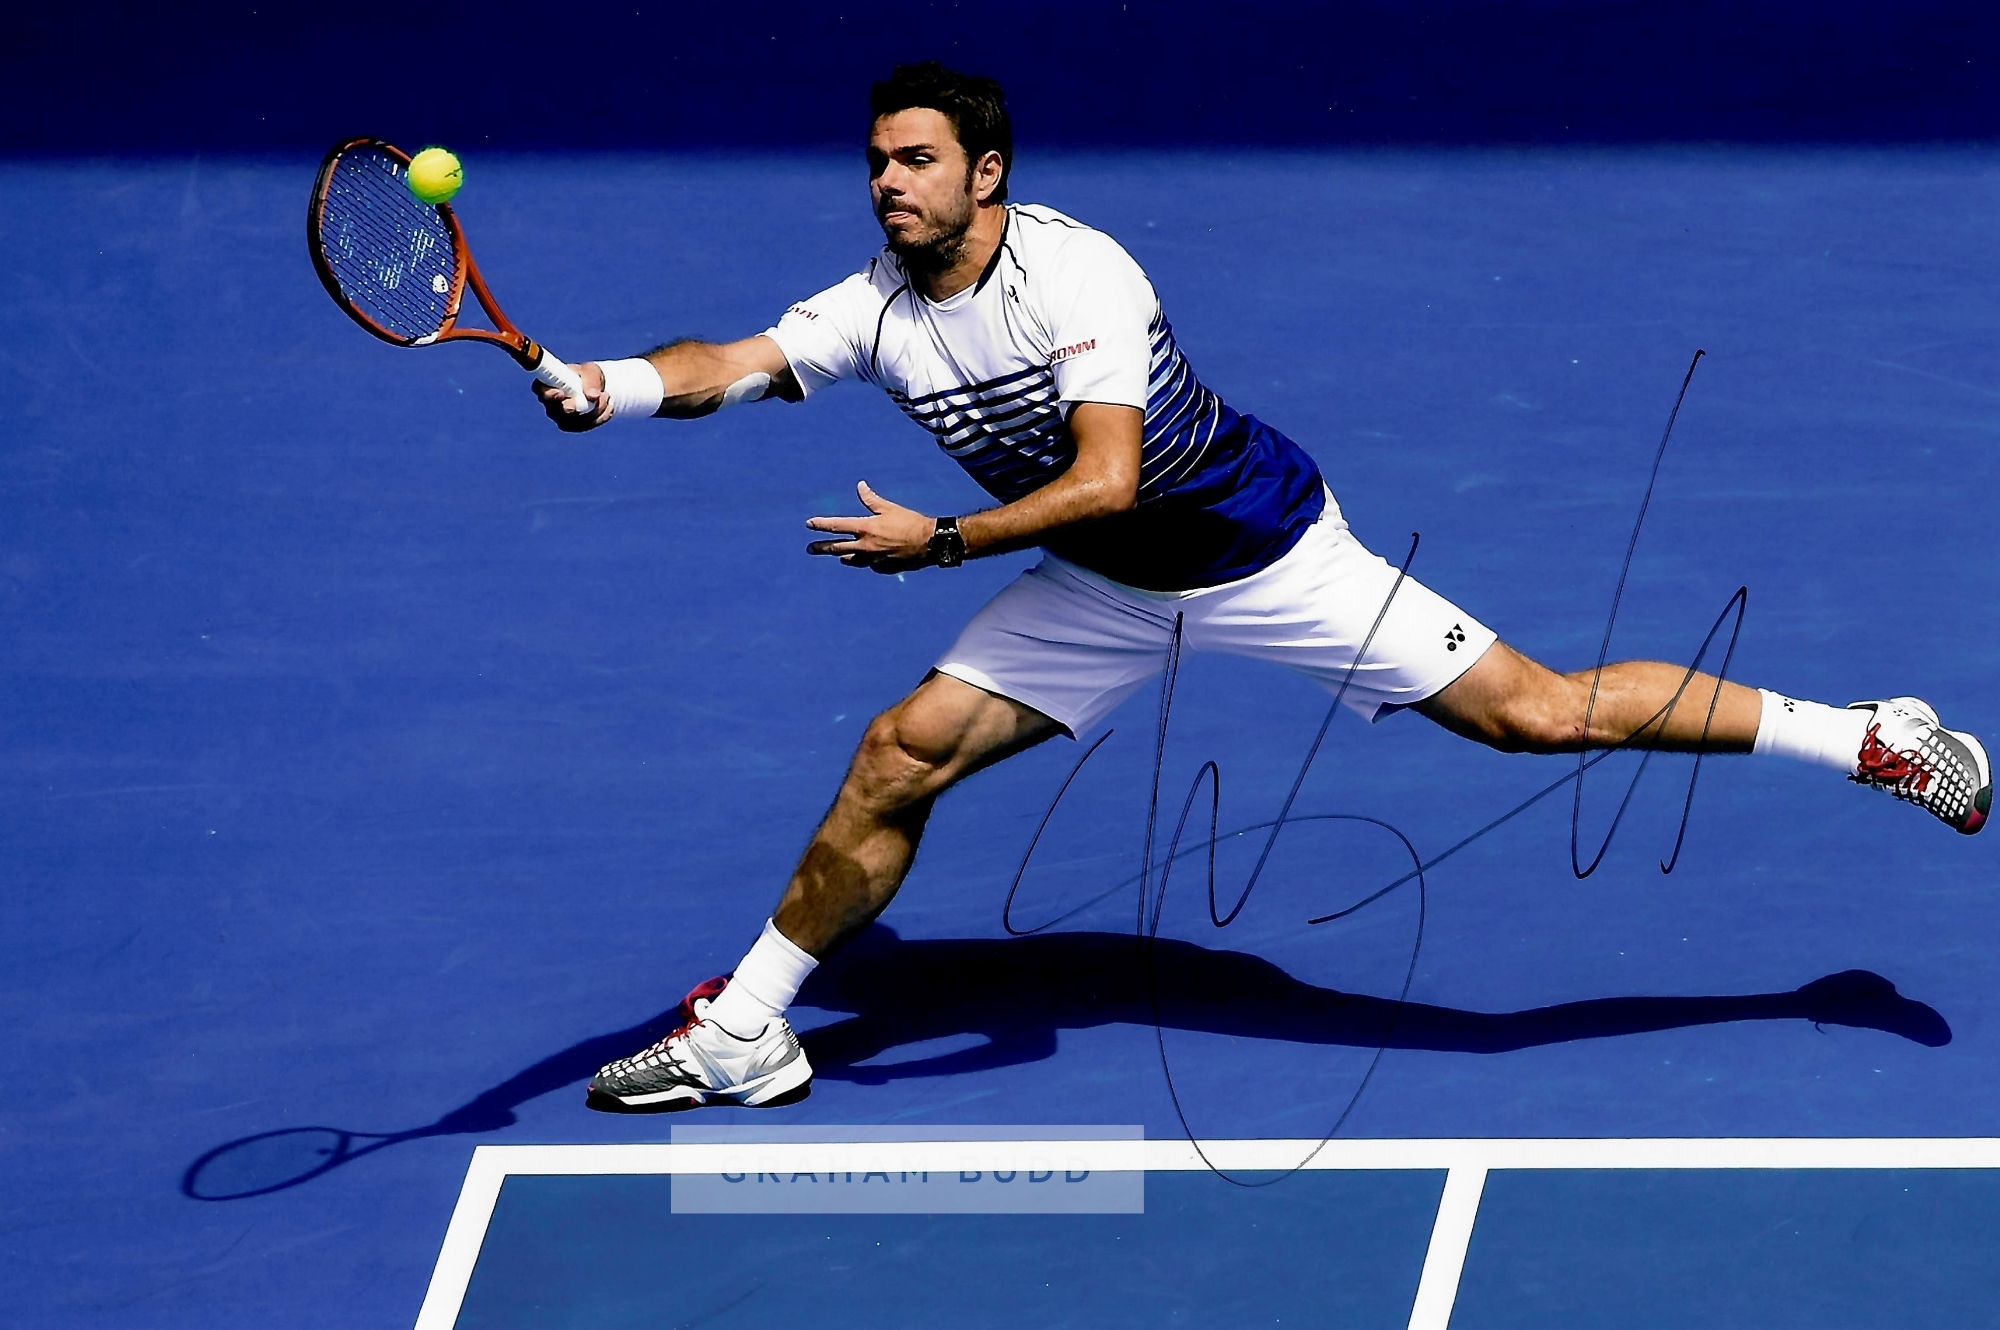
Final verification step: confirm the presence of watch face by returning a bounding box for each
[931,519,965,566]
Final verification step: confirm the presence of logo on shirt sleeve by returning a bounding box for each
[1049,338,1097,364]
[786,304,820,321]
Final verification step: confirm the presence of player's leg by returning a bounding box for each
[585,673,1057,1113]
[1413,640,1761,753]
[1416,641,1990,831]
[770,671,1060,959]
[1193,498,1989,835]
[587,559,1171,1112]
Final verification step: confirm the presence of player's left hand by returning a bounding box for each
[807,481,935,573]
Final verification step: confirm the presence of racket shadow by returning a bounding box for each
[181,1006,681,1201]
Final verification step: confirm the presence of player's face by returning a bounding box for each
[867,109,979,257]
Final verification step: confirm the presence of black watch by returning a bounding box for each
[928,515,966,567]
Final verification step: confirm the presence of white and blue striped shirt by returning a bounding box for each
[764,204,1323,589]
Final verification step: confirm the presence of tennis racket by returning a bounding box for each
[307,137,592,413]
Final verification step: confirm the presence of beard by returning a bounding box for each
[877,189,976,275]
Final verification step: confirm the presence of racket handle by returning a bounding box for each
[531,347,594,415]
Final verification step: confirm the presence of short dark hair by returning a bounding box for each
[869,61,1013,204]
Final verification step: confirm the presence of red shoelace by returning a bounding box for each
[1854,721,1932,794]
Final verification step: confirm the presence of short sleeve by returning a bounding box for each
[761,269,885,396]
[1043,235,1158,413]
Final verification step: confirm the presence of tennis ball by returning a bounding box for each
[407,147,463,205]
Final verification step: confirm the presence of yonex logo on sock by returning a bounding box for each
[1444,623,1467,652]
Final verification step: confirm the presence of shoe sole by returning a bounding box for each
[585,1057,814,1114]
[1953,728,1992,836]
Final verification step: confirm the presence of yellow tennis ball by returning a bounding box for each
[407,147,463,205]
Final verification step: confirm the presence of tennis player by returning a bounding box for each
[536,62,1990,1112]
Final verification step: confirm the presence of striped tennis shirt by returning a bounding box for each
[762,204,1324,591]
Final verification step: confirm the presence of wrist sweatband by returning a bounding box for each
[596,357,665,421]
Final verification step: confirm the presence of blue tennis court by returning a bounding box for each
[4,10,1999,1325]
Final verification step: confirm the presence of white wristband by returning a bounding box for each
[595,357,665,422]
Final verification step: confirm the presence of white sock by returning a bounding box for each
[705,919,818,1035]
[1752,689,1870,774]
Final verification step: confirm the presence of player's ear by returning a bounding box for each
[972,150,1005,203]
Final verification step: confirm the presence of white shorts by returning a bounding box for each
[935,493,1498,737]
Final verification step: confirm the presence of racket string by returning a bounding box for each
[324,157,453,322]
[315,146,457,342]
[323,188,454,333]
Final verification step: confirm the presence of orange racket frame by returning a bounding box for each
[307,137,588,404]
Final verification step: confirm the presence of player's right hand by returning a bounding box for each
[532,360,610,432]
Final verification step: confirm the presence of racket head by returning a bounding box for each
[308,137,471,349]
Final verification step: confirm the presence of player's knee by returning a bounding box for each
[849,709,949,812]
[856,709,932,775]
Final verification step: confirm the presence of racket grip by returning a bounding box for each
[532,348,594,415]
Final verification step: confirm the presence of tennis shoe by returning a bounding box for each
[1847,697,1991,835]
[586,977,813,1112]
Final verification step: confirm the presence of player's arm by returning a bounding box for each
[532,335,800,431]
[959,402,1140,554]
[805,402,1141,570]
[642,336,803,417]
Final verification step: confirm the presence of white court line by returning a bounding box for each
[1408,1167,1487,1330]
[416,1151,510,1330]
[414,1137,2000,1330]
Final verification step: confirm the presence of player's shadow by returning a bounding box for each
[180,924,1947,1200]
[797,924,1951,1082]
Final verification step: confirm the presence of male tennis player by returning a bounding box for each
[536,62,1990,1112]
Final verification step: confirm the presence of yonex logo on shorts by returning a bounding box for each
[1445,623,1468,652]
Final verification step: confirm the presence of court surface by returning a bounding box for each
[2,147,1996,1327]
